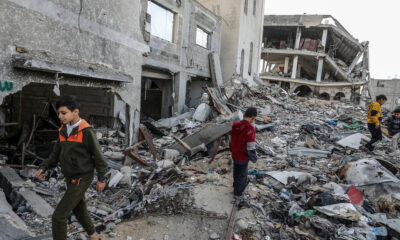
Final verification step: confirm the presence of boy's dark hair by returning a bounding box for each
[244,107,257,118]
[56,95,80,111]
[376,95,387,101]
[394,107,400,114]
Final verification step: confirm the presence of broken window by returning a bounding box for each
[196,27,210,49]
[253,0,256,16]
[248,42,253,75]
[147,1,174,42]
[244,0,248,14]
[377,81,385,87]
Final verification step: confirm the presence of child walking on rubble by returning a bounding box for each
[35,96,108,240]
[386,107,400,153]
[363,95,387,152]
[230,107,258,198]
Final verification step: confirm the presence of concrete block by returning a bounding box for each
[0,167,35,196]
[18,188,54,218]
[0,190,34,239]
[162,149,180,161]
[192,103,211,122]
[119,166,132,186]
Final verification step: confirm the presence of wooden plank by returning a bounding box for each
[139,126,160,160]
[125,150,150,167]
[172,135,191,152]
[225,199,240,240]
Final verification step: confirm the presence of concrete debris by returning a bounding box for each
[0,190,34,239]
[2,81,400,240]
[336,133,370,149]
[192,103,211,122]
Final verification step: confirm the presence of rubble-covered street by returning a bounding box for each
[1,80,400,239]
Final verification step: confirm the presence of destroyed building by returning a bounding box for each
[260,15,369,102]
[370,78,400,111]
[0,0,149,145]
[196,0,266,86]
[141,0,222,119]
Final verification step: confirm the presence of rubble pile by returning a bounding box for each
[1,80,400,239]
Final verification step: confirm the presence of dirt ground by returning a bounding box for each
[103,214,228,240]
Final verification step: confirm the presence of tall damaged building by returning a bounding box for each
[141,0,222,118]
[196,0,266,86]
[260,15,369,102]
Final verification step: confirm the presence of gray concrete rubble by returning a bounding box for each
[0,190,34,239]
[2,81,400,239]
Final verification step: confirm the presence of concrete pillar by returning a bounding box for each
[284,57,290,74]
[291,27,302,79]
[316,59,324,83]
[296,65,302,78]
[174,72,188,114]
[294,27,302,49]
[291,56,298,79]
[316,29,328,82]
[321,29,328,49]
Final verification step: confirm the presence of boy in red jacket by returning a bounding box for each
[230,107,258,198]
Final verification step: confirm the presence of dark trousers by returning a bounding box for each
[52,173,95,240]
[233,161,248,196]
[366,123,382,151]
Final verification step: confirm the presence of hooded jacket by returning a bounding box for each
[367,101,383,127]
[386,115,400,136]
[39,119,108,181]
[230,120,257,163]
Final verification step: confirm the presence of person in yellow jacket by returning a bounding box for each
[364,95,387,151]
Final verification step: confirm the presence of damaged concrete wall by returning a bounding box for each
[143,0,222,114]
[370,78,400,111]
[0,0,149,144]
[197,0,265,86]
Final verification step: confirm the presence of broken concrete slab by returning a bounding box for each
[0,190,34,239]
[0,167,35,196]
[153,111,194,128]
[171,111,242,153]
[336,133,370,149]
[288,147,330,158]
[17,188,54,218]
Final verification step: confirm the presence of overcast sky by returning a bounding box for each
[264,0,400,79]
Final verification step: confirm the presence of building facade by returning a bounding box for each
[0,0,149,144]
[141,0,222,118]
[196,0,265,86]
[370,79,400,111]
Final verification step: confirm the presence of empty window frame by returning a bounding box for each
[147,1,174,42]
[196,27,210,49]
[244,0,248,14]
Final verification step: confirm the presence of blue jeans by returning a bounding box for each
[233,161,248,196]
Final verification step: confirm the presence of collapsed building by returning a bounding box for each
[0,0,149,146]
[260,15,369,102]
